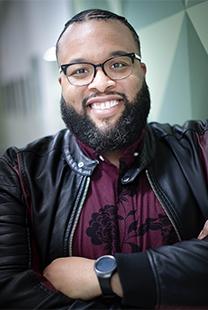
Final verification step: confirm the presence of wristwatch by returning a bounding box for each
[94,255,117,297]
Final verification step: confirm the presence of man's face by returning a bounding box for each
[58,19,150,151]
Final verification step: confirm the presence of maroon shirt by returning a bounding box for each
[72,138,178,259]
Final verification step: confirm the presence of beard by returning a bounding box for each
[60,80,151,153]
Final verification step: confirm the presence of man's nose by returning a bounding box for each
[88,67,116,92]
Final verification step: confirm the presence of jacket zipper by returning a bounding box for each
[145,169,182,241]
[68,176,91,256]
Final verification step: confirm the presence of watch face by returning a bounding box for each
[95,255,117,277]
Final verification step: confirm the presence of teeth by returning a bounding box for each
[91,100,118,110]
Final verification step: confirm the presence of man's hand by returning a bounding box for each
[198,220,208,240]
[43,257,101,300]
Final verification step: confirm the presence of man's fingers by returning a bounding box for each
[198,220,208,240]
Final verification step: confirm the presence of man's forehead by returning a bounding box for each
[60,19,132,43]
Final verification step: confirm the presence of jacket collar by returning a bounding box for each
[64,130,98,176]
[63,126,156,180]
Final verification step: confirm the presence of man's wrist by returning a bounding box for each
[111,272,123,297]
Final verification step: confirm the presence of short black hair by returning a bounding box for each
[56,9,141,62]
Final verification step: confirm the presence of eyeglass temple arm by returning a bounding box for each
[135,53,141,62]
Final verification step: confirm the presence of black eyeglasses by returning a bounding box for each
[60,52,141,86]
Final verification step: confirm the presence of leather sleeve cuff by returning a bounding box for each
[115,252,156,308]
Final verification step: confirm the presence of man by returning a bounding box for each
[0,8,208,309]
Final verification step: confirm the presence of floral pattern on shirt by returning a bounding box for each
[86,203,176,253]
[86,204,120,252]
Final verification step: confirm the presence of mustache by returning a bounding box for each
[82,91,128,108]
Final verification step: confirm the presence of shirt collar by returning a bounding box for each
[76,130,145,169]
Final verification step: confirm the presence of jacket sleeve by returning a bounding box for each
[0,149,114,309]
[0,149,73,308]
[116,238,208,309]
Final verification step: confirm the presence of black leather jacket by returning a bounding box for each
[0,120,208,309]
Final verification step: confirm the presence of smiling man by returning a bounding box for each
[0,9,208,310]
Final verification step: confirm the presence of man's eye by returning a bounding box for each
[112,62,126,69]
[111,62,130,71]
[71,67,89,76]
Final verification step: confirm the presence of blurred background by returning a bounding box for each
[0,0,207,153]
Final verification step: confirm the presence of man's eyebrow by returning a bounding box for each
[110,50,131,57]
[64,58,87,64]
[64,51,130,64]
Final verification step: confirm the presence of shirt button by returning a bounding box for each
[99,155,105,161]
[122,176,130,183]
[78,161,84,168]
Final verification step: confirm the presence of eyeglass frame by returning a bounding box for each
[60,52,141,86]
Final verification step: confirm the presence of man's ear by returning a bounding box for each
[141,62,147,75]
[58,75,63,85]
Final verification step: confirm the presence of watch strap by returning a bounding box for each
[97,274,115,297]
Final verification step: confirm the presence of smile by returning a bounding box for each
[91,100,119,110]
